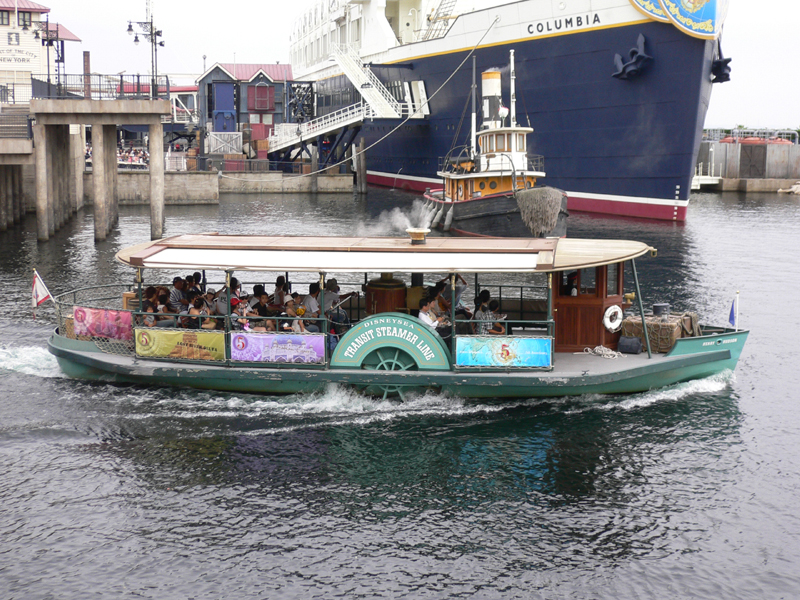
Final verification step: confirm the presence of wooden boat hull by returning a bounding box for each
[48,328,748,399]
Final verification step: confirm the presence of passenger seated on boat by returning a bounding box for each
[139,286,158,327]
[169,277,189,313]
[272,276,288,307]
[229,298,250,331]
[202,288,217,314]
[178,291,201,328]
[185,275,201,295]
[252,293,278,331]
[248,284,266,309]
[472,290,492,334]
[419,297,452,341]
[193,271,204,293]
[187,295,207,330]
[487,300,506,335]
[280,297,308,333]
[156,292,176,327]
[301,283,322,333]
[324,278,356,327]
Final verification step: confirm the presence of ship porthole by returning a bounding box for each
[526,180,532,189]
[489,181,497,190]
[479,182,485,190]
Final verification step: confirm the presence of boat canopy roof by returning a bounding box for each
[115,234,655,274]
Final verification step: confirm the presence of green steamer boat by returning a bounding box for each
[48,232,748,400]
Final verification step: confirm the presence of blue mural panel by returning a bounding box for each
[456,337,552,368]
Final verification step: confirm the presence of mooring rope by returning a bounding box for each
[218,16,502,182]
[575,346,624,359]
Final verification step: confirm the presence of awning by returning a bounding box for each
[115,234,654,274]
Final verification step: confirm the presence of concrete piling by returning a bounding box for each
[149,120,164,240]
[34,123,50,241]
[30,98,170,243]
[0,167,7,231]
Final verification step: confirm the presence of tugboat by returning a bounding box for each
[423,51,568,238]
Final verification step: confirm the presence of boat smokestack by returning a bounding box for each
[406,228,431,245]
[481,70,503,130]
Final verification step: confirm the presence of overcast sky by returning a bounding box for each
[45,0,798,130]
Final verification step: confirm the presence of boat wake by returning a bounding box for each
[564,371,736,414]
[113,384,541,434]
[0,345,66,379]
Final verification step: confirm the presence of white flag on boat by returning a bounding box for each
[32,269,52,318]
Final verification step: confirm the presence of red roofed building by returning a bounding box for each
[0,0,80,90]
[196,62,293,137]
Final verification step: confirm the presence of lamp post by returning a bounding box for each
[33,14,58,87]
[126,1,164,99]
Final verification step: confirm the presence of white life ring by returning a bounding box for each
[603,305,623,332]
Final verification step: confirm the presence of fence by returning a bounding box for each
[30,74,170,100]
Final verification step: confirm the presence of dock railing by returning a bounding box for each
[31,74,171,100]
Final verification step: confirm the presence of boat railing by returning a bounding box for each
[53,281,554,369]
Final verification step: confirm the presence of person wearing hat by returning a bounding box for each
[281,295,308,333]
[324,278,356,333]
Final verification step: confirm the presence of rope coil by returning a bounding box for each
[575,345,624,359]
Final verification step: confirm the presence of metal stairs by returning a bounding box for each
[268,102,374,155]
[331,44,401,118]
[423,0,458,40]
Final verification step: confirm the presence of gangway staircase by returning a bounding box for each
[268,44,404,156]
[268,102,374,155]
[331,44,401,119]
[423,0,458,40]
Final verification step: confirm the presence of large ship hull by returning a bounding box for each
[311,11,716,221]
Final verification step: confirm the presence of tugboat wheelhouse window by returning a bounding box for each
[579,268,597,296]
[607,263,621,296]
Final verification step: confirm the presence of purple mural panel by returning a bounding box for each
[230,332,326,364]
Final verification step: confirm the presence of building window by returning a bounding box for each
[18,12,31,28]
[247,85,274,112]
[0,11,9,26]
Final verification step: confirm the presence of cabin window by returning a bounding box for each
[579,268,597,296]
[496,134,505,151]
[607,264,620,296]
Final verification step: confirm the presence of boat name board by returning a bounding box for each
[527,13,602,36]
[331,314,452,371]
[703,338,738,346]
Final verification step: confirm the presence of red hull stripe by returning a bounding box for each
[369,171,689,222]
